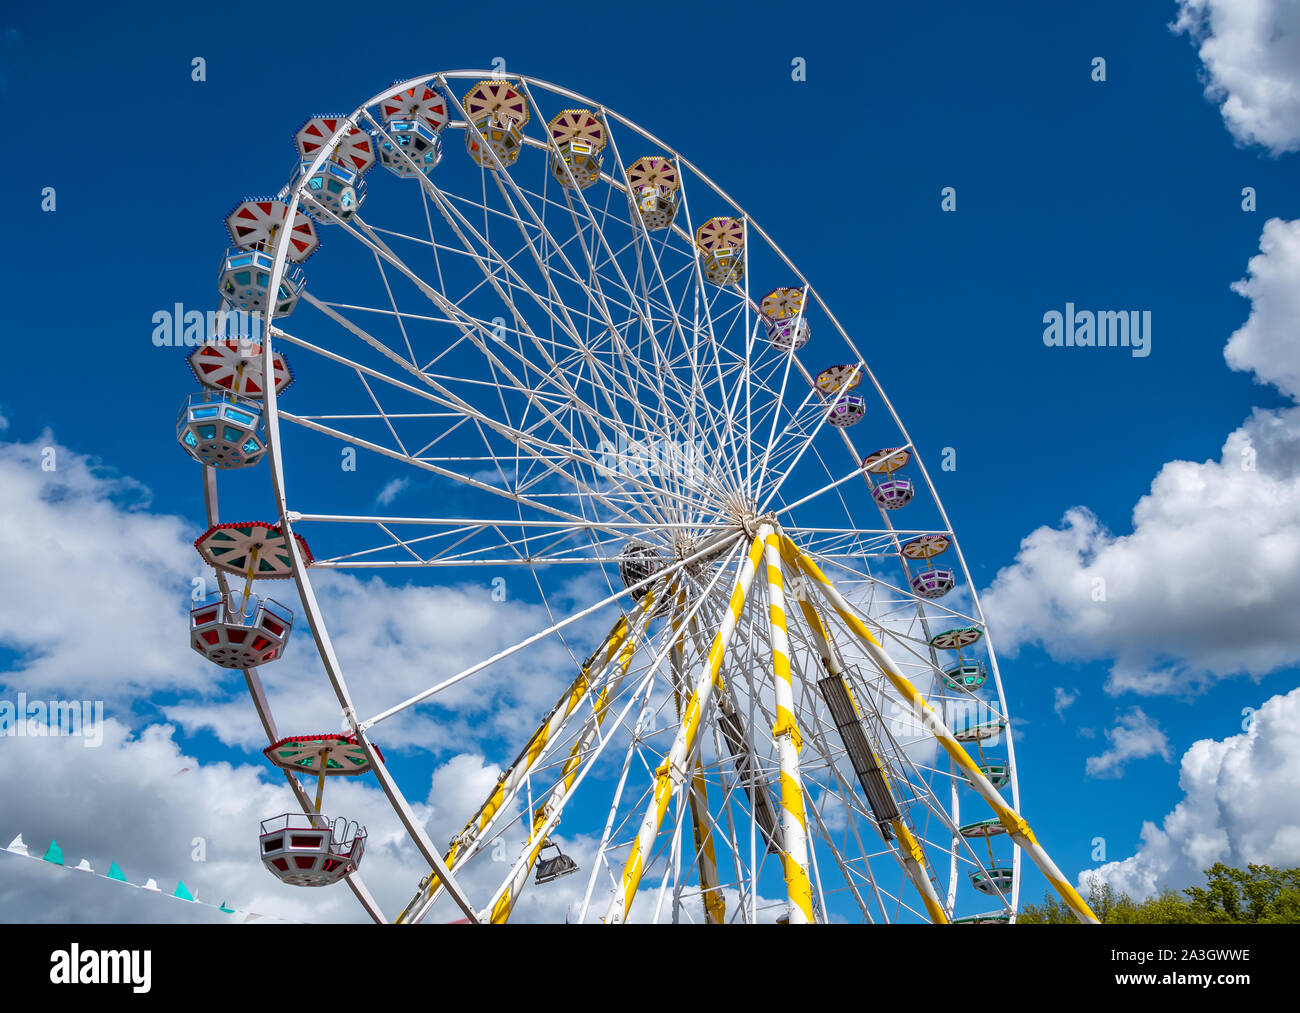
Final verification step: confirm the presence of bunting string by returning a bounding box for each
[4,832,300,923]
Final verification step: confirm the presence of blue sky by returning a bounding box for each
[3,0,1300,922]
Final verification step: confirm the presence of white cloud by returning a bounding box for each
[1225,218,1300,399]
[1174,1,1300,154]
[0,424,615,763]
[983,219,1300,695]
[0,427,590,748]
[0,714,649,924]
[1085,707,1172,778]
[0,719,361,923]
[1084,686,1300,899]
[0,424,669,923]
[374,477,409,507]
[1053,687,1078,718]
[0,431,210,702]
[162,567,591,756]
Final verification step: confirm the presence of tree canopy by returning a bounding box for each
[1016,863,1300,924]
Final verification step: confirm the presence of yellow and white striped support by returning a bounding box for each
[489,630,640,923]
[786,584,950,924]
[782,536,1099,925]
[671,590,725,925]
[686,761,724,923]
[891,820,949,925]
[606,530,768,924]
[396,595,652,924]
[762,533,815,924]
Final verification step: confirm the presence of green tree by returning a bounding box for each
[1015,863,1300,924]
[1183,863,1300,924]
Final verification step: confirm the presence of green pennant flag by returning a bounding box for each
[219,901,235,914]
[42,840,64,866]
[106,861,127,883]
[174,880,195,901]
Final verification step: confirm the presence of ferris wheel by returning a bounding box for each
[177,72,1098,924]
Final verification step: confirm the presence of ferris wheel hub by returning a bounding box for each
[671,524,744,563]
[737,511,777,540]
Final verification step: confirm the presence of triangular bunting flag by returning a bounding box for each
[1,845,280,921]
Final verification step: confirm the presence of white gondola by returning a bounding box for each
[909,567,955,599]
[872,476,915,509]
[259,813,366,887]
[176,389,266,469]
[217,248,305,317]
[189,590,293,669]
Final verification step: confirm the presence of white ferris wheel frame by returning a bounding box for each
[194,70,1095,925]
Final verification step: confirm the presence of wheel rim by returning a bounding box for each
[187,71,1055,925]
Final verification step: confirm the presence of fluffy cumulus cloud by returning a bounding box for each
[0,717,584,923]
[1084,708,1173,779]
[164,567,586,756]
[0,426,588,750]
[1224,217,1300,399]
[0,432,211,701]
[983,219,1300,695]
[0,719,340,923]
[1084,687,1300,898]
[0,425,737,923]
[0,713,664,924]
[1174,0,1300,154]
